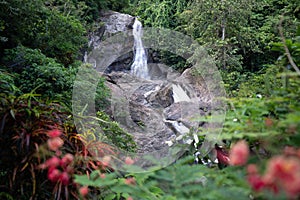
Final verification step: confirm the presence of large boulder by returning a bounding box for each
[100,11,135,38]
[85,11,136,72]
[88,11,135,48]
[101,67,210,155]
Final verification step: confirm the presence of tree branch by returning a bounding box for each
[278,15,300,75]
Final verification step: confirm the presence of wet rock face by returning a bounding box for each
[103,68,211,154]
[86,11,135,71]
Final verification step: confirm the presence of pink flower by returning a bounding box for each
[47,137,64,151]
[47,129,62,138]
[247,174,265,191]
[247,164,265,191]
[60,171,70,185]
[79,186,89,197]
[100,173,106,179]
[246,149,300,198]
[101,156,111,167]
[247,164,258,174]
[265,156,300,183]
[264,155,300,197]
[46,156,61,168]
[125,157,134,165]
[48,168,61,182]
[124,177,136,185]
[60,153,74,167]
[229,140,249,166]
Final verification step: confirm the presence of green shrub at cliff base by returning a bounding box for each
[96,111,137,153]
[221,70,300,149]
[0,69,18,95]
[96,76,111,111]
[2,46,77,103]
[34,11,87,66]
[227,64,283,98]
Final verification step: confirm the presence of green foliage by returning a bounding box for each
[0,0,87,65]
[223,24,300,97]
[0,0,299,199]
[127,0,189,29]
[33,10,87,65]
[214,39,300,155]
[224,64,283,97]
[272,25,300,67]
[0,193,13,200]
[126,0,299,74]
[221,98,281,141]
[178,0,299,72]
[179,0,256,71]
[3,46,77,103]
[97,111,137,152]
[75,157,251,200]
[0,69,18,95]
[214,73,299,154]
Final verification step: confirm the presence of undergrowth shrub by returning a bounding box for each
[0,84,123,199]
[96,111,137,153]
[2,46,77,102]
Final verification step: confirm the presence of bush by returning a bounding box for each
[97,111,137,153]
[3,46,77,103]
[0,89,71,199]
[0,85,120,199]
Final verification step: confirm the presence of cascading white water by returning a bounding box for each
[172,84,191,103]
[131,18,149,79]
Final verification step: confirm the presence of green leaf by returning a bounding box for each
[10,109,15,119]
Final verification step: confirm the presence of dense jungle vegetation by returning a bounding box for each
[0,0,299,199]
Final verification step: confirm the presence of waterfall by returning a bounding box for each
[131,18,149,79]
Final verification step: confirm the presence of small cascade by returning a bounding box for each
[131,18,149,79]
[172,84,191,103]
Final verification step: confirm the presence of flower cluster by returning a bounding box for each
[247,147,300,198]
[42,153,74,185]
[229,140,249,166]
[39,129,74,186]
[79,186,89,197]
[124,177,136,185]
[47,129,64,152]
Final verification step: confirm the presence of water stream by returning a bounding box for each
[172,84,192,103]
[130,18,149,79]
